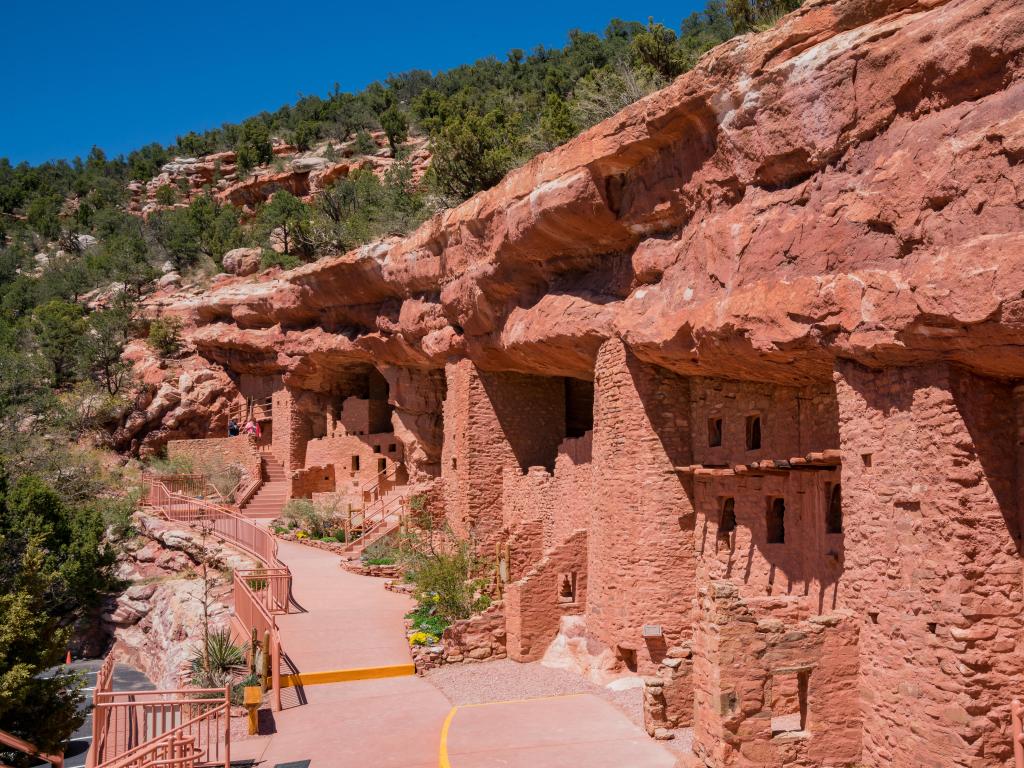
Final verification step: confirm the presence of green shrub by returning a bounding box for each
[361,538,397,566]
[401,533,489,625]
[146,317,182,358]
[155,185,177,206]
[147,454,194,475]
[188,628,246,691]
[259,249,302,271]
[281,497,339,539]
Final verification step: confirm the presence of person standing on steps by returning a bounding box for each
[243,418,261,439]
[228,418,239,437]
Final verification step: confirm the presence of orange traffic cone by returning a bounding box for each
[65,651,72,665]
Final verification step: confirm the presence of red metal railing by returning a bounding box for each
[142,476,287,711]
[90,688,230,768]
[1013,699,1023,768]
[0,728,63,768]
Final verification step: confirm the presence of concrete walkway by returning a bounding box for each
[234,537,676,768]
[274,537,414,673]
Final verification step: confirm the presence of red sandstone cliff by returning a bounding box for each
[151,0,1024,388]
[129,1,1024,766]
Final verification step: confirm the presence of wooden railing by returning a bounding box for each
[141,476,288,711]
[90,687,230,768]
[230,395,273,425]
[359,462,401,504]
[0,728,63,768]
[345,492,406,549]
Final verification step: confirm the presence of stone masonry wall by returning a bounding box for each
[692,582,861,768]
[442,361,567,551]
[693,468,843,612]
[505,530,588,662]
[589,338,695,673]
[834,362,1024,768]
[166,436,261,484]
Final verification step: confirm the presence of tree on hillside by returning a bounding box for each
[539,93,577,149]
[429,109,524,201]
[234,121,274,177]
[379,105,409,156]
[0,468,117,762]
[30,300,85,388]
[631,18,686,80]
[257,192,309,256]
[26,195,62,240]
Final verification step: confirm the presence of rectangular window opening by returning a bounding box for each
[771,670,809,737]
[746,415,762,451]
[617,646,638,673]
[557,572,578,604]
[718,497,736,547]
[826,483,843,534]
[373,445,382,453]
[377,458,387,473]
[351,455,360,472]
[708,417,723,448]
[766,497,785,544]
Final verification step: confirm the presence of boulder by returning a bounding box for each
[222,247,262,276]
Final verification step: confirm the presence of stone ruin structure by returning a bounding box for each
[135,0,1024,765]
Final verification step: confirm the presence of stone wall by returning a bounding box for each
[505,529,588,662]
[692,582,861,768]
[588,339,695,674]
[693,467,843,609]
[166,435,261,484]
[834,362,1024,768]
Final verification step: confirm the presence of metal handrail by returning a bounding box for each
[92,688,230,768]
[0,728,63,768]
[142,477,287,711]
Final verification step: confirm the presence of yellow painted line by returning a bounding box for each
[438,707,457,768]
[459,692,585,709]
[280,663,415,687]
[438,693,584,767]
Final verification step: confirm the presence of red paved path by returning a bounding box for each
[233,535,676,767]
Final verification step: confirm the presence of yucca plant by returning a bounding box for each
[189,628,246,689]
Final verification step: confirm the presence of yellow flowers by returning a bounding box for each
[409,631,437,646]
[296,531,307,539]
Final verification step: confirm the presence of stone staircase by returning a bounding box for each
[241,454,289,519]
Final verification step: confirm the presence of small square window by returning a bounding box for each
[388,443,397,453]
[373,445,382,453]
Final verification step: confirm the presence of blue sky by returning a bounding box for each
[0,1,707,165]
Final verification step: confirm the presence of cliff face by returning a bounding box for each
[157,0,1023,390]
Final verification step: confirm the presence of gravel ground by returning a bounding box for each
[424,659,698,760]
[424,658,604,706]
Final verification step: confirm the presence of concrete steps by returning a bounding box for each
[241,455,290,520]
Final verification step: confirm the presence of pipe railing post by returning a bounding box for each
[271,636,282,712]
[1013,699,1024,768]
